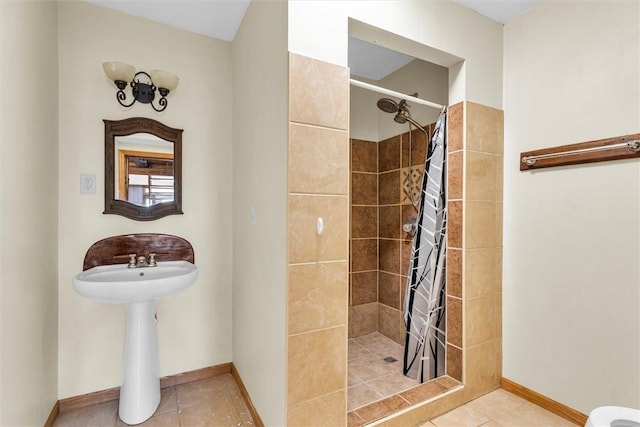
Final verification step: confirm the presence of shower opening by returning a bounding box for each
[348,34,460,420]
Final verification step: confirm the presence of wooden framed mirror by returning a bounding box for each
[104,117,183,221]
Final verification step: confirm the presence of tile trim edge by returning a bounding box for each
[366,385,465,427]
[501,377,588,425]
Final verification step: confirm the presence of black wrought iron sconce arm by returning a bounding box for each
[104,62,178,112]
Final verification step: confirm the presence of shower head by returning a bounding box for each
[377,98,399,113]
[394,112,408,124]
[399,114,427,132]
[378,96,425,131]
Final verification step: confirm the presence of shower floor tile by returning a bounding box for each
[348,332,420,411]
[348,335,580,426]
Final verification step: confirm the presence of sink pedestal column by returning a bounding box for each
[119,300,160,425]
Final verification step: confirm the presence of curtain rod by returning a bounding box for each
[349,78,445,110]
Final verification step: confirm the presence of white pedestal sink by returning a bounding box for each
[73,261,198,425]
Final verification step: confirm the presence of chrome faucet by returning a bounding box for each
[127,253,157,268]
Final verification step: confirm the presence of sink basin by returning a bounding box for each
[73,260,198,303]
[72,260,198,425]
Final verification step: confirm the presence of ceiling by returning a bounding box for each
[87,0,542,80]
[452,0,541,25]
[87,0,541,42]
[86,0,252,42]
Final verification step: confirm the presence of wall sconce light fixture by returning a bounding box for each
[103,62,179,112]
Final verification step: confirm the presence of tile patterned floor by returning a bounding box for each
[348,333,421,411]
[53,374,254,427]
[422,388,580,427]
[53,342,580,427]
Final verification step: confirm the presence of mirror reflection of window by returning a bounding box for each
[114,133,174,207]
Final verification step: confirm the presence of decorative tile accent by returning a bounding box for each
[401,166,423,206]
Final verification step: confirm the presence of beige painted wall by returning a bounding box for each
[503,0,640,413]
[57,2,233,398]
[289,0,503,109]
[0,1,59,424]
[231,2,288,426]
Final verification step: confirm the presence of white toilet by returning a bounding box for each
[586,406,640,427]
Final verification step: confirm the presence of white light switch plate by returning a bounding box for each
[80,174,96,194]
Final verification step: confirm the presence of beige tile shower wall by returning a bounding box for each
[463,101,504,401]
[287,53,349,426]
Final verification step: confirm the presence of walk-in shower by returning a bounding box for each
[348,58,450,415]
